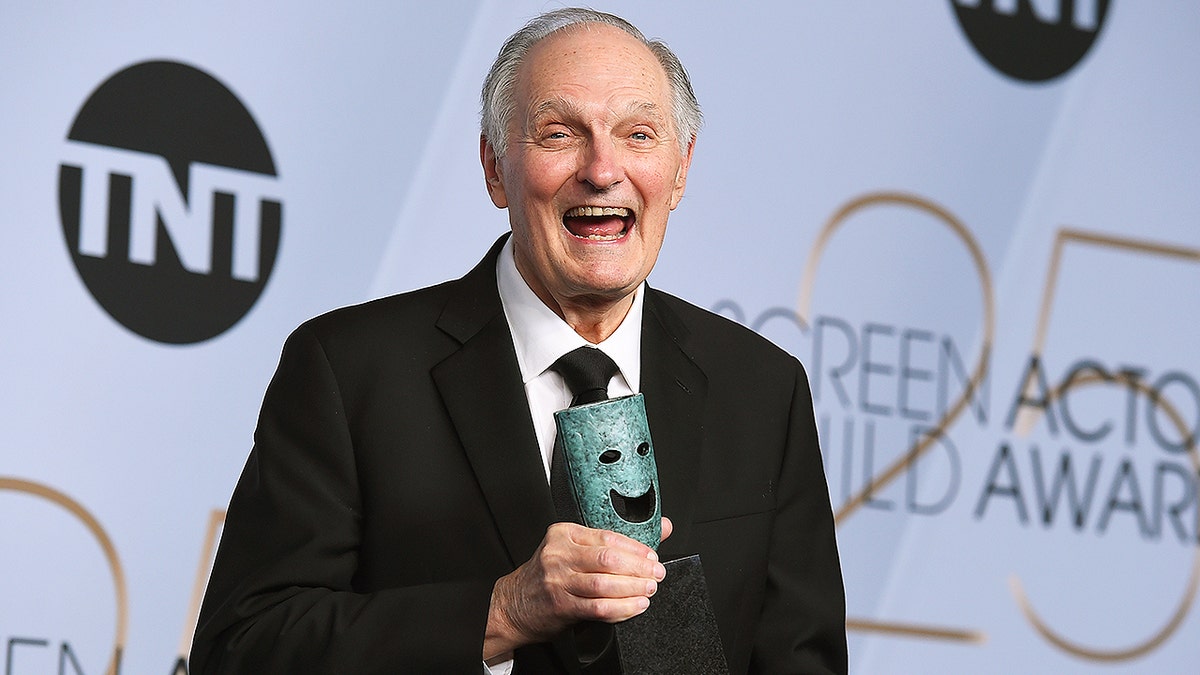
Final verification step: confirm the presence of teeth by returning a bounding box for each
[564,206,631,218]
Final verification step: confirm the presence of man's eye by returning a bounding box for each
[547,131,568,140]
[631,132,650,141]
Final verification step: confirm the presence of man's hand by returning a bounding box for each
[483,517,673,659]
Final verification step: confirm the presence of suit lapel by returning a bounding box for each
[641,290,708,557]
[432,238,555,568]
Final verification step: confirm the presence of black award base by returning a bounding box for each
[613,554,729,674]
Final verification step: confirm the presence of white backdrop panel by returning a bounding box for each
[3,2,1198,673]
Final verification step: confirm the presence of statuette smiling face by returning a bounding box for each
[554,393,661,548]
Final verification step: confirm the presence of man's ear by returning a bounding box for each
[668,136,696,210]
[480,135,508,208]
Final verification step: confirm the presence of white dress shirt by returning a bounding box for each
[496,237,643,479]
[482,237,645,674]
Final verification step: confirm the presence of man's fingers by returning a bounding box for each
[490,522,671,646]
[581,542,664,580]
[566,522,656,554]
[547,523,664,579]
[567,570,659,601]
[574,594,653,623]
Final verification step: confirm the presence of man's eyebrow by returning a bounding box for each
[529,97,584,123]
[623,101,664,119]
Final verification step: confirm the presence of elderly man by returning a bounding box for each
[191,8,846,674]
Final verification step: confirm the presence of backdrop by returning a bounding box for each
[3,1,1198,673]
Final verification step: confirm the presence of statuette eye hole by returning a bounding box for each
[636,442,650,456]
[599,450,622,464]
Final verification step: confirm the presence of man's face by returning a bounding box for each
[483,24,694,314]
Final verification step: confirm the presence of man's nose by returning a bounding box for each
[576,138,624,190]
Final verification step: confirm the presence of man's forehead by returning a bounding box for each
[516,27,670,114]
[522,23,664,82]
[529,97,668,122]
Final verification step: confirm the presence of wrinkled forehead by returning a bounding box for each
[515,23,672,114]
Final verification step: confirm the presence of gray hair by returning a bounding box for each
[480,7,702,156]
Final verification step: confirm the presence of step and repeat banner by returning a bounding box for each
[3,1,1197,673]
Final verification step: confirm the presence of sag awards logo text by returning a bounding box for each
[715,192,1200,662]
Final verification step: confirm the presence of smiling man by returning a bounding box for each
[191,8,846,675]
[479,16,690,346]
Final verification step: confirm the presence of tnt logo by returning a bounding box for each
[58,60,281,344]
[951,0,1111,82]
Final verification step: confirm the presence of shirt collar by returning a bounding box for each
[496,237,643,391]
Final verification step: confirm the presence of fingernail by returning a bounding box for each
[646,550,659,562]
[646,580,658,596]
[654,563,666,580]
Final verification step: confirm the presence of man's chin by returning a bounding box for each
[561,270,646,303]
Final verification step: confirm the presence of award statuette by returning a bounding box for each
[553,394,661,547]
[554,394,728,674]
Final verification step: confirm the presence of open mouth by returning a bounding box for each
[609,484,656,523]
[563,206,633,242]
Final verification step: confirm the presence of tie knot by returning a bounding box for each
[551,346,619,406]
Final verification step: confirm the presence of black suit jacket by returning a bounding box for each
[191,237,846,674]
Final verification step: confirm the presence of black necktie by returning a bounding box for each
[547,346,622,672]
[548,346,619,522]
[552,346,620,407]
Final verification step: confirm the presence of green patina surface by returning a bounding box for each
[554,394,662,549]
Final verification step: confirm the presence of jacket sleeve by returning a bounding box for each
[189,325,495,675]
[751,361,848,674]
